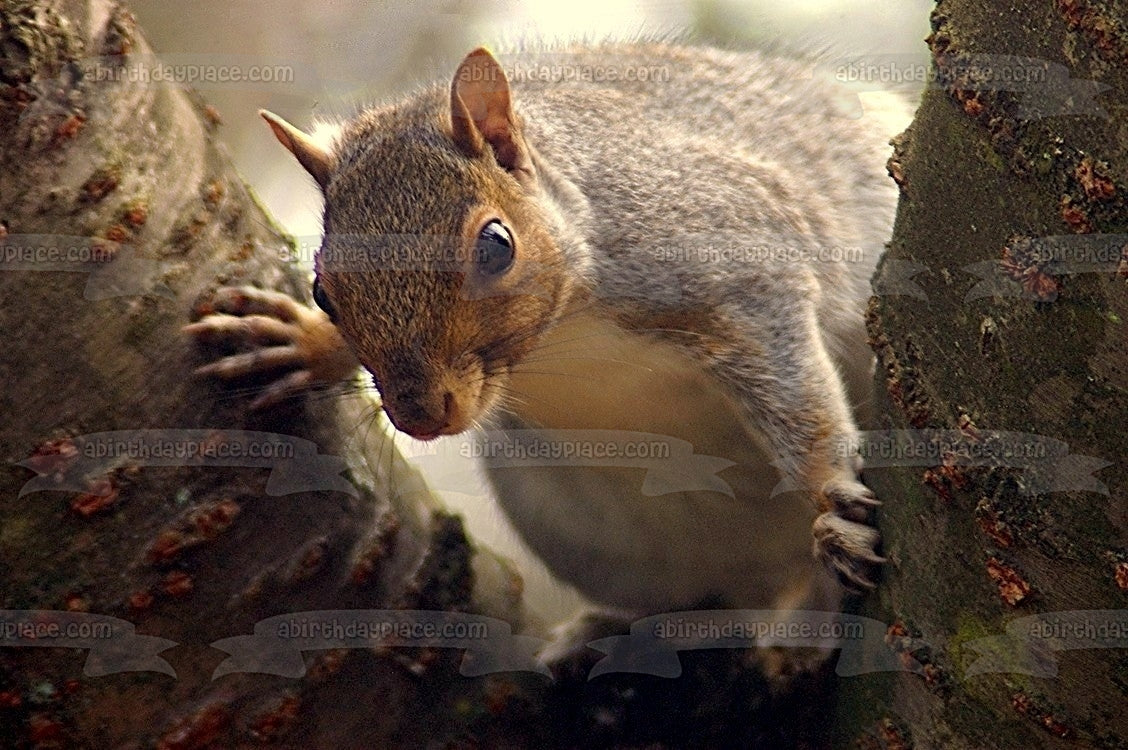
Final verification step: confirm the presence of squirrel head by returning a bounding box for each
[261,48,580,440]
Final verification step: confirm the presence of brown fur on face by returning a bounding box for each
[313,87,572,438]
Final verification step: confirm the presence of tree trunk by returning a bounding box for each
[844,0,1128,747]
[0,2,541,747]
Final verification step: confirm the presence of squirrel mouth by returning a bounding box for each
[409,427,444,441]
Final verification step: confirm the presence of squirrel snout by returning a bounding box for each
[383,389,460,441]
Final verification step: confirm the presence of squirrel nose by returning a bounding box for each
[386,390,455,440]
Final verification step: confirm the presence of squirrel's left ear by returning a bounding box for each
[450,48,533,183]
[259,109,336,190]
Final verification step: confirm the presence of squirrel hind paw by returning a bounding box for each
[822,478,882,522]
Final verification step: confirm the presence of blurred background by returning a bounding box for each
[128,0,933,623]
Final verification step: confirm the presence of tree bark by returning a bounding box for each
[844,0,1128,747]
[0,2,540,747]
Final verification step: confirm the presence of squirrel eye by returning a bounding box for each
[475,220,515,277]
[312,277,337,322]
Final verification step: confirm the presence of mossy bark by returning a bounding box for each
[841,0,1128,747]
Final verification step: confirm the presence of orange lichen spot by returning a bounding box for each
[156,703,231,750]
[1012,691,1074,738]
[52,114,86,147]
[350,520,399,587]
[103,224,129,243]
[123,200,149,228]
[1055,0,1128,64]
[128,590,154,613]
[1042,714,1073,738]
[190,498,240,538]
[1114,561,1128,590]
[922,468,952,502]
[975,500,1013,548]
[63,593,89,613]
[307,649,347,681]
[28,713,65,745]
[876,718,909,750]
[148,499,241,566]
[1000,241,1061,301]
[27,437,79,477]
[162,571,194,598]
[247,694,300,743]
[921,663,944,689]
[1023,271,1060,301]
[80,167,121,203]
[885,620,909,640]
[987,557,1031,606]
[70,476,120,516]
[1074,157,1115,200]
[146,531,187,565]
[1060,196,1092,234]
[290,538,328,582]
[203,180,225,208]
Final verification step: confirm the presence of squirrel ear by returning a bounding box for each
[259,109,335,189]
[450,48,532,180]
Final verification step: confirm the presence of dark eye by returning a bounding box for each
[312,277,337,322]
[475,220,514,277]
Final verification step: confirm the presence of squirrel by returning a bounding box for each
[186,41,911,657]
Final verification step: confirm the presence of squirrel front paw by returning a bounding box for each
[184,286,358,409]
[813,478,885,592]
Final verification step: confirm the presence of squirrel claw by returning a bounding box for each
[812,511,883,594]
[194,285,303,322]
[834,562,878,593]
[248,369,313,410]
[191,346,301,379]
[823,479,882,522]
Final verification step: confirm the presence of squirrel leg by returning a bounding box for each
[680,303,885,592]
[184,286,358,409]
